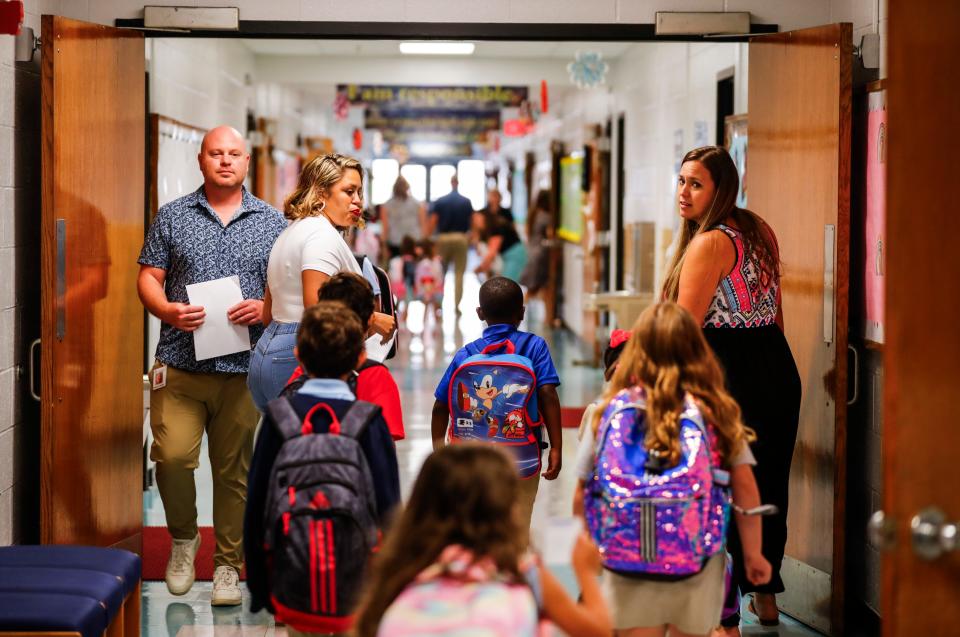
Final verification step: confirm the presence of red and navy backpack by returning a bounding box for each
[263,396,382,633]
[446,340,542,478]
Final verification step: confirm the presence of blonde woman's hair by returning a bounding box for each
[592,302,754,466]
[283,153,364,221]
[661,146,780,302]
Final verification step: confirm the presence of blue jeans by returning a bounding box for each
[247,321,300,412]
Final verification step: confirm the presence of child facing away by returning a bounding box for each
[244,301,401,634]
[283,272,405,441]
[431,276,563,531]
[387,235,417,311]
[414,238,444,314]
[575,328,631,444]
[353,444,612,637]
[575,302,771,637]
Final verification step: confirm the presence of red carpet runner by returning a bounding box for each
[143,526,246,581]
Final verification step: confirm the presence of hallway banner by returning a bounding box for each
[337,84,528,158]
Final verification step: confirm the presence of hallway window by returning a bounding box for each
[400,164,427,201]
[430,164,456,201]
[457,159,485,210]
[371,158,399,205]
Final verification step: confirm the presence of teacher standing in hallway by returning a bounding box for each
[137,126,286,606]
[663,146,801,635]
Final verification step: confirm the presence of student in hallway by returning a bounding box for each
[137,125,286,605]
[428,175,474,314]
[579,303,770,637]
[431,276,562,530]
[244,301,400,634]
[354,444,612,637]
[283,272,405,441]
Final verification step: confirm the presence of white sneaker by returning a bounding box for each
[211,565,242,606]
[165,534,200,595]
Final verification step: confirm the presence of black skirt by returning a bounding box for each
[703,324,801,600]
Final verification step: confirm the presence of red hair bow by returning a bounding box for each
[609,329,631,349]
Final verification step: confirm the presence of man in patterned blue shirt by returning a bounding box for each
[138,125,286,605]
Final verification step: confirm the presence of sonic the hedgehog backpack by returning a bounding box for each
[447,340,542,478]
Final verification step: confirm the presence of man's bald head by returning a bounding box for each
[198,125,250,191]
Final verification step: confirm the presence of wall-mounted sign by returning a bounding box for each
[337,84,528,159]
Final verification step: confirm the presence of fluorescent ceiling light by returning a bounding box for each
[399,42,475,55]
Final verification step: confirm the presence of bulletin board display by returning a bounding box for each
[557,156,584,243]
[864,90,886,344]
[149,114,207,220]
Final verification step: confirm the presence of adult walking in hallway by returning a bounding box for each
[663,146,801,635]
[481,186,515,225]
[428,175,474,313]
[247,152,393,412]
[380,174,427,258]
[137,125,287,606]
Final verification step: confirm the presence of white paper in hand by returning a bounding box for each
[186,275,249,361]
[365,331,396,363]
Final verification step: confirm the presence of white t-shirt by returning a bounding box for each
[267,215,362,323]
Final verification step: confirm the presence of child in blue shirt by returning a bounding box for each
[431,276,562,531]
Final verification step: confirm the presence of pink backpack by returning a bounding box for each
[376,545,550,637]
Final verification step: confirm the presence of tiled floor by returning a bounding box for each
[142,265,824,637]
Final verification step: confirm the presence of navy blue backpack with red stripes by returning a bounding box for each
[263,397,381,633]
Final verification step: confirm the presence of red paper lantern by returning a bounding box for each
[540,80,549,115]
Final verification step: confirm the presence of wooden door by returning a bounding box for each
[748,23,852,634]
[41,15,145,550]
[882,2,960,633]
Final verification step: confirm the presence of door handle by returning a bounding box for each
[847,344,859,405]
[911,507,959,560]
[29,338,40,402]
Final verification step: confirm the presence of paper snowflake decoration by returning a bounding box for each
[568,51,609,89]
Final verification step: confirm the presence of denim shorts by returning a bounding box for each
[247,321,300,412]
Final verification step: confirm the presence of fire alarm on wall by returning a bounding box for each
[0,0,25,36]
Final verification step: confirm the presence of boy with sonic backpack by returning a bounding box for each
[244,301,400,635]
[431,276,562,531]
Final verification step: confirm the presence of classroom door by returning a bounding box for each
[880,1,960,633]
[748,23,852,634]
[40,15,145,551]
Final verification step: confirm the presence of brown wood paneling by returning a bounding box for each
[41,16,144,549]
[749,23,852,634]
[884,2,960,634]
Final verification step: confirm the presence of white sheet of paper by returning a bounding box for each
[365,331,396,363]
[540,517,584,565]
[186,275,249,361]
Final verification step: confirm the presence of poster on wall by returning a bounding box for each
[724,114,748,207]
[558,156,584,243]
[864,90,886,344]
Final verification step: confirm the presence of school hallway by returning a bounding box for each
[138,265,821,637]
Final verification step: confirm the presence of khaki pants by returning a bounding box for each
[436,232,469,311]
[150,364,259,571]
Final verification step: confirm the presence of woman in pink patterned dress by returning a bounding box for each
[662,146,801,635]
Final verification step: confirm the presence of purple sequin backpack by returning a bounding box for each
[584,386,732,578]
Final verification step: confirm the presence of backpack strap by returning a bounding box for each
[338,400,382,440]
[266,396,305,442]
[347,359,387,394]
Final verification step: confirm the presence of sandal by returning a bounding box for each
[748,596,780,627]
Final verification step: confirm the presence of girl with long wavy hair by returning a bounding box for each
[577,302,771,637]
[354,444,611,637]
[663,146,801,634]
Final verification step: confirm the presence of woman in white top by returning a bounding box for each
[247,153,393,411]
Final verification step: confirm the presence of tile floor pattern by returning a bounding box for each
[142,265,824,637]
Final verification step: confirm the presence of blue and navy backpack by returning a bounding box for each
[446,340,542,478]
